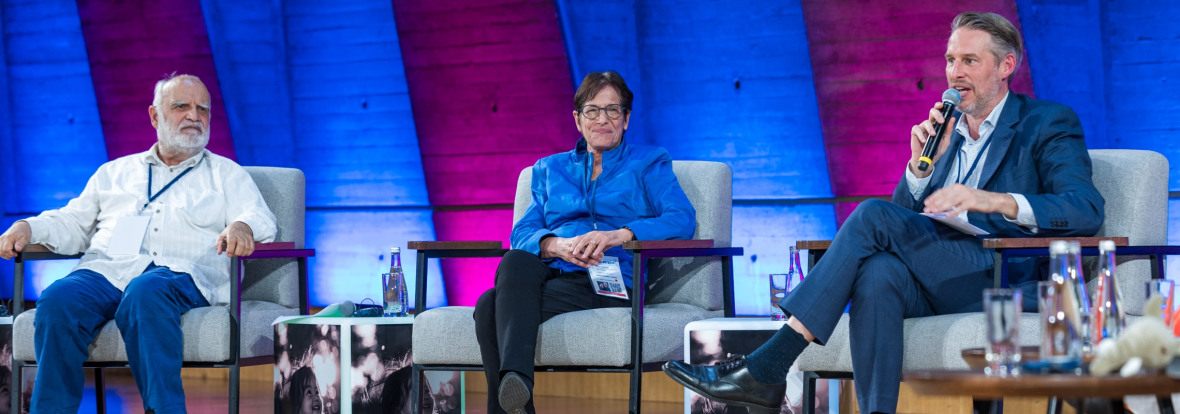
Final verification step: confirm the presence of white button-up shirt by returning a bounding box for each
[24,145,277,304]
[906,92,1038,232]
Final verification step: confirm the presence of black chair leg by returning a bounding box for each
[629,365,642,414]
[12,361,22,414]
[411,365,422,414]
[229,365,240,414]
[95,367,106,414]
[802,371,817,414]
[1160,395,1175,414]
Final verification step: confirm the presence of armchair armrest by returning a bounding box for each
[254,241,295,250]
[983,236,1134,288]
[238,242,315,260]
[407,240,508,314]
[14,244,82,262]
[231,242,316,315]
[623,239,742,258]
[980,236,1128,250]
[796,240,832,268]
[624,239,744,317]
[623,239,714,250]
[796,240,831,251]
[800,237,1141,289]
[408,240,504,252]
[12,244,84,316]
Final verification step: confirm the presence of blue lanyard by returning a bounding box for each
[584,152,599,229]
[144,163,197,211]
[955,136,994,186]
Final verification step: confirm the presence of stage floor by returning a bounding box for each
[55,370,685,413]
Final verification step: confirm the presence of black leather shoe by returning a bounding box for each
[499,372,531,414]
[662,356,785,410]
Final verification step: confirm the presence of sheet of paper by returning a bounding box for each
[921,212,989,236]
[108,215,150,256]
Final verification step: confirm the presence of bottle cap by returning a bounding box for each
[390,247,400,253]
[1099,240,1116,251]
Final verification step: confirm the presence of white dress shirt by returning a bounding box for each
[905,92,1038,232]
[24,145,277,305]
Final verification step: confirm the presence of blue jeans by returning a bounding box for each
[32,264,210,414]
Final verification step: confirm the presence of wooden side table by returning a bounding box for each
[905,370,1180,414]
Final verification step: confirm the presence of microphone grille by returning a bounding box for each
[942,89,962,105]
[341,300,355,317]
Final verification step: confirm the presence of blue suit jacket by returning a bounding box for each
[891,93,1105,238]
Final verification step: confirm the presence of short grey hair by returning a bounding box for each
[952,12,1024,71]
[152,73,205,108]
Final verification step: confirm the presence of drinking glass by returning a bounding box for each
[1039,281,1076,364]
[769,273,790,321]
[983,288,1021,376]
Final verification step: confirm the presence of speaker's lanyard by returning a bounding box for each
[143,164,197,212]
[955,137,993,186]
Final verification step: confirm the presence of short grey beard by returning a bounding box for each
[157,129,209,159]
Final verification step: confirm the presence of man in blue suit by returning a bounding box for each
[663,12,1104,414]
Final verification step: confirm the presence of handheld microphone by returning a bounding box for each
[917,88,962,172]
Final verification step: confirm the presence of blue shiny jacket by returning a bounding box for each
[511,139,697,287]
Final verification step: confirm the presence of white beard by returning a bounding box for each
[157,119,209,155]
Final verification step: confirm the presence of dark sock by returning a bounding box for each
[745,326,810,384]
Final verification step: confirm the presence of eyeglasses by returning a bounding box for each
[579,104,627,120]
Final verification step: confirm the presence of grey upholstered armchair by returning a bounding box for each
[793,149,1171,413]
[409,160,742,413]
[9,166,313,414]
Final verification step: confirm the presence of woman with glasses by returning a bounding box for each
[472,71,697,414]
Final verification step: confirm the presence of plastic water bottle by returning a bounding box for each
[383,247,409,317]
[769,246,805,321]
[1041,241,1082,365]
[789,245,806,284]
[1093,240,1124,341]
[1066,241,1093,355]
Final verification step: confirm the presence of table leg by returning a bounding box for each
[973,398,1002,414]
[1046,396,1063,414]
[1160,395,1175,414]
[1110,398,1126,414]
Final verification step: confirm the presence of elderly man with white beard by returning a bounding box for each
[0,74,276,414]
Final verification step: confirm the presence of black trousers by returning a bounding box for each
[473,249,631,414]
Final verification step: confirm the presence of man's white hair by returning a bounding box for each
[152,73,206,109]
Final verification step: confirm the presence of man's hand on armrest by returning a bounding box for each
[0,220,31,260]
[216,221,255,257]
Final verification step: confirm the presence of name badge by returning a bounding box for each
[108,215,151,256]
[588,256,629,300]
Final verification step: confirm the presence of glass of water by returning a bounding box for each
[769,273,790,320]
[984,288,1021,376]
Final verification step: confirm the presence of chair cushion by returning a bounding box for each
[13,300,297,362]
[796,312,1044,372]
[413,304,719,367]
